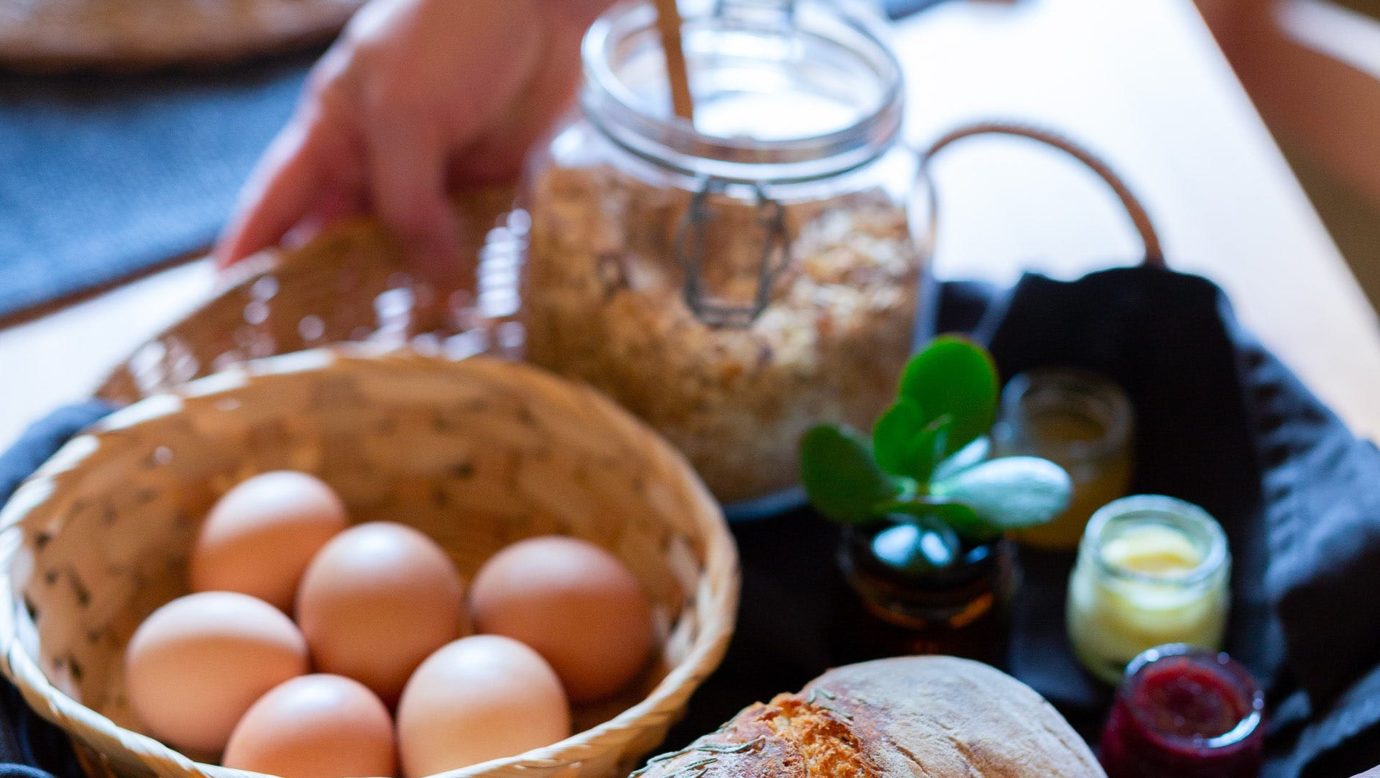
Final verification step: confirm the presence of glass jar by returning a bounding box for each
[993,369,1134,550]
[836,521,1015,665]
[522,0,925,515]
[1067,495,1230,684]
[1100,645,1265,778]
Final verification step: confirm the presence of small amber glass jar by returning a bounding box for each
[994,369,1134,550]
[1067,496,1231,684]
[837,521,1015,665]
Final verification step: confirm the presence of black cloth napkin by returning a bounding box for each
[2,270,1379,776]
[661,268,1380,778]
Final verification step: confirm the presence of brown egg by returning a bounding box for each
[396,636,570,778]
[124,592,309,755]
[295,522,465,703]
[224,674,395,778]
[190,471,348,612]
[468,535,654,703]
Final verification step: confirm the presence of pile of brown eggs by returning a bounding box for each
[124,471,656,778]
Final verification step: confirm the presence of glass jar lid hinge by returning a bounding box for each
[674,177,793,328]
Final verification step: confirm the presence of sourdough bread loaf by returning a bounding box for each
[634,656,1103,776]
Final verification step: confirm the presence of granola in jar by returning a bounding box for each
[526,165,919,504]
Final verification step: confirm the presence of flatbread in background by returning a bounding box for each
[0,0,365,70]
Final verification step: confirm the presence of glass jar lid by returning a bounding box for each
[1083,494,1230,589]
[998,368,1135,463]
[1119,644,1265,751]
[581,0,905,185]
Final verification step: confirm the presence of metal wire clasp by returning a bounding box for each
[673,177,792,329]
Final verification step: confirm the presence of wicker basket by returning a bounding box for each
[0,347,739,778]
[98,186,519,406]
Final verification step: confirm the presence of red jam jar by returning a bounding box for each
[1100,644,1265,778]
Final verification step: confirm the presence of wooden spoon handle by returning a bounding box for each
[653,0,695,122]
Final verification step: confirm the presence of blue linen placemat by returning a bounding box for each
[0,53,315,319]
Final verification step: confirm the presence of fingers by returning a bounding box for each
[214,117,334,268]
[282,185,367,250]
[366,118,461,284]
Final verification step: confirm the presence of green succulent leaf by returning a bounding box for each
[931,435,992,482]
[798,335,1075,544]
[908,418,952,482]
[898,336,999,458]
[873,399,952,481]
[873,398,924,475]
[931,456,1073,529]
[800,425,903,523]
[870,514,960,573]
[880,496,1002,543]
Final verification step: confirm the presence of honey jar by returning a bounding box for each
[995,369,1135,549]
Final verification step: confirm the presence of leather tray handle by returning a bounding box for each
[914,121,1166,268]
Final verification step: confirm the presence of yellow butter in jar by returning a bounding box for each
[995,369,1134,550]
[1067,495,1230,684]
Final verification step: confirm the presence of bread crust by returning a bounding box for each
[635,656,1103,777]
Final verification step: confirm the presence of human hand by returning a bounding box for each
[214,0,609,280]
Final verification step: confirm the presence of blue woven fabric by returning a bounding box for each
[0,54,314,319]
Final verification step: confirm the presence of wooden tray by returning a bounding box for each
[0,0,364,71]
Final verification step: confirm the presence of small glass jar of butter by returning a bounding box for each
[994,369,1134,550]
[1067,495,1230,684]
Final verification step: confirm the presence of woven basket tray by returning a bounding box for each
[0,348,739,778]
[0,0,363,71]
[98,187,517,407]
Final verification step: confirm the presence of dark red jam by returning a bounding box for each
[1100,645,1265,778]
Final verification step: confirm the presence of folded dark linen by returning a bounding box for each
[1,272,1377,777]
[673,269,1380,778]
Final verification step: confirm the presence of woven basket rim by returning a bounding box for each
[92,202,450,405]
[92,244,279,404]
[0,345,741,778]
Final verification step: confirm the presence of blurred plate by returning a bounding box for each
[0,0,363,71]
